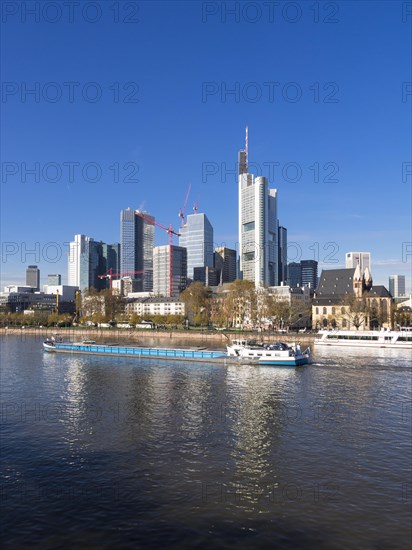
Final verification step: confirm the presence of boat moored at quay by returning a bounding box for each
[315,329,412,349]
[43,338,311,367]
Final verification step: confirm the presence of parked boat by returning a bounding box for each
[314,329,412,349]
[226,339,310,366]
[43,338,310,366]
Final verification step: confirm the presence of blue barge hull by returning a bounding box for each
[44,342,228,362]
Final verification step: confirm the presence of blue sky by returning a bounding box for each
[1,0,411,291]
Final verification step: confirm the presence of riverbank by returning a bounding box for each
[0,327,315,348]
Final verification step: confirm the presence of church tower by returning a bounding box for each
[363,266,373,291]
[353,263,363,298]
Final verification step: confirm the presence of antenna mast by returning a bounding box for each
[245,126,248,171]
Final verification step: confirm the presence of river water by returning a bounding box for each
[1,335,411,549]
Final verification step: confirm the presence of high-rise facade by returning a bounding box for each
[120,208,154,292]
[26,265,40,290]
[301,260,318,289]
[389,275,406,298]
[238,131,278,287]
[278,225,287,284]
[68,234,119,291]
[179,213,214,280]
[345,252,371,272]
[153,245,187,297]
[287,262,301,287]
[68,235,102,291]
[102,243,120,277]
[214,247,237,284]
[47,274,61,285]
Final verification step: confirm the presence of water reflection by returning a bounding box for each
[1,336,411,549]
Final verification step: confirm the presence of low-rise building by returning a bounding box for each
[125,297,185,317]
[312,266,392,330]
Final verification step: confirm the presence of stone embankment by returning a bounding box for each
[0,327,315,348]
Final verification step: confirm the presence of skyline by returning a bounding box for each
[1,1,411,291]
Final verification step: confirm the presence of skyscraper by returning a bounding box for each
[214,247,237,284]
[300,260,318,289]
[389,275,406,298]
[120,208,155,292]
[68,235,102,291]
[26,265,40,290]
[278,225,288,284]
[345,252,371,272]
[287,262,301,287]
[179,213,214,280]
[238,128,278,287]
[68,235,119,291]
[153,245,187,297]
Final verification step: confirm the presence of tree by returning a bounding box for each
[225,280,256,329]
[180,282,211,325]
[265,293,291,330]
[339,295,369,330]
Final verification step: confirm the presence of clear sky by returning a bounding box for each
[1,0,411,291]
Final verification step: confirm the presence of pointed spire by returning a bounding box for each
[354,263,362,281]
[363,266,373,289]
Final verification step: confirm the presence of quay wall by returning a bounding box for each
[0,327,315,348]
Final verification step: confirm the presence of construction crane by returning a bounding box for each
[98,268,144,290]
[178,182,191,226]
[135,211,181,297]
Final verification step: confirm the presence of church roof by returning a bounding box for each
[366,285,391,298]
[316,268,356,297]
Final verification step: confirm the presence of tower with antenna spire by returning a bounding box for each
[238,127,278,287]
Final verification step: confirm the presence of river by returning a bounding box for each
[1,335,411,549]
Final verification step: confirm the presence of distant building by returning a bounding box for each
[179,213,214,280]
[193,266,219,287]
[102,243,120,278]
[277,225,287,285]
[26,265,40,291]
[68,234,119,291]
[214,247,237,284]
[47,274,61,285]
[287,262,301,287]
[120,208,155,291]
[345,252,371,272]
[68,234,99,291]
[301,260,318,289]
[4,285,34,294]
[42,285,79,302]
[153,245,187,297]
[389,275,406,298]
[238,129,278,287]
[0,289,76,314]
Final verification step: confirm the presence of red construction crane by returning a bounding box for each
[98,268,144,289]
[178,182,192,226]
[135,212,181,297]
